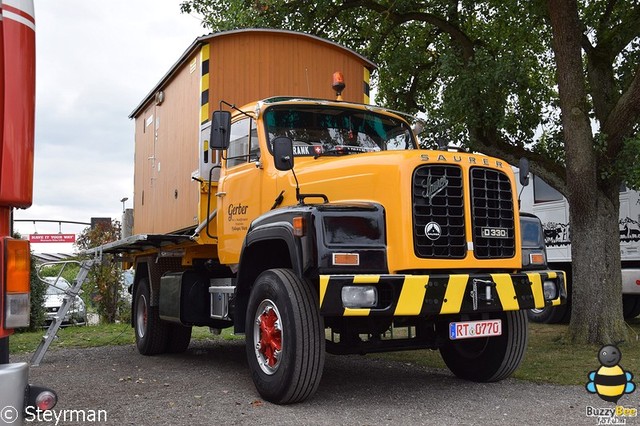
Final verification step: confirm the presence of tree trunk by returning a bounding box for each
[548,0,627,344]
[568,191,626,344]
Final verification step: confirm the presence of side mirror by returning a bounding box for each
[273,137,294,171]
[210,111,231,150]
[518,157,530,187]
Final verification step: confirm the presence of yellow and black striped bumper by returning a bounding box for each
[319,271,566,317]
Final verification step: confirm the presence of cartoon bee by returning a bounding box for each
[586,345,636,403]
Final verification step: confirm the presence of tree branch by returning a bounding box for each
[338,0,475,63]
[597,7,640,57]
[602,64,640,153]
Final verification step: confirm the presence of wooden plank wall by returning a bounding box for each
[133,31,372,235]
[133,55,200,234]
[208,31,369,108]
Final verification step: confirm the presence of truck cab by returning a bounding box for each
[99,27,565,405]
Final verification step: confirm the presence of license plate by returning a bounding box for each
[449,319,502,340]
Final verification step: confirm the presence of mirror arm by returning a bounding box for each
[219,100,254,120]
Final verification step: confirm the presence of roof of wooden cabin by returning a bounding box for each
[129,28,377,119]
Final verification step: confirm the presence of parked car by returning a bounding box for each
[120,269,134,303]
[43,277,87,326]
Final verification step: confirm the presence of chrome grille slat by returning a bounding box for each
[412,165,466,258]
[471,168,515,258]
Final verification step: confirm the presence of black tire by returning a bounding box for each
[134,278,169,355]
[245,269,325,404]
[623,295,640,320]
[438,310,528,382]
[527,304,569,324]
[166,324,192,353]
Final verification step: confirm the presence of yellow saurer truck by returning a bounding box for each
[98,30,566,404]
[102,95,567,404]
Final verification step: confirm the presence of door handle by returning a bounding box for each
[215,192,226,197]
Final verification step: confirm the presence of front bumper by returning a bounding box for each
[319,271,566,316]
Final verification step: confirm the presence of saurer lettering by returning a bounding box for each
[421,175,448,203]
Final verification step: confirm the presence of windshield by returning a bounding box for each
[265,106,415,157]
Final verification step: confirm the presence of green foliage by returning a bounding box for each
[74,220,124,324]
[38,262,80,284]
[616,132,640,190]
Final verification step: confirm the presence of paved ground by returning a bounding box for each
[13,339,638,426]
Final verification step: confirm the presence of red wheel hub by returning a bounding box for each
[258,308,282,367]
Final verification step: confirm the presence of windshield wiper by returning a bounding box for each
[313,146,358,159]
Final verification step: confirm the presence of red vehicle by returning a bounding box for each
[1,0,56,422]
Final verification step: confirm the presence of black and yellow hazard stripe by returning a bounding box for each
[363,67,371,104]
[200,44,210,124]
[319,271,565,317]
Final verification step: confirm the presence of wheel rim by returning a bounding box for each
[136,294,148,339]
[253,299,283,375]
[530,308,545,314]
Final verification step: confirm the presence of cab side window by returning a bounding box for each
[227,118,260,168]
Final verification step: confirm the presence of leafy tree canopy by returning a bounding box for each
[181,0,640,194]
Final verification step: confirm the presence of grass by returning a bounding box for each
[9,319,640,386]
[9,323,239,355]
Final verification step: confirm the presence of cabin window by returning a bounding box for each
[227,118,259,168]
[533,175,563,203]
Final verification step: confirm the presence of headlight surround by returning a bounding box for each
[323,216,383,246]
[543,280,558,301]
[342,286,378,308]
[316,204,388,273]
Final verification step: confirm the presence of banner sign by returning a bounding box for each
[29,234,76,243]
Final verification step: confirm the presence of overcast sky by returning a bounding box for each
[13,1,206,252]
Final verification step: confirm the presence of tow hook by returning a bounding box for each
[470,279,496,310]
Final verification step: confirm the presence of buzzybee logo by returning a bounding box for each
[584,345,637,425]
[586,345,636,403]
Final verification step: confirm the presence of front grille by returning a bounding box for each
[412,165,466,258]
[471,168,515,258]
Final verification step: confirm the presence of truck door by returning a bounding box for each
[216,117,264,264]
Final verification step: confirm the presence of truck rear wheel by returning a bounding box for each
[134,278,168,355]
[245,269,325,404]
[438,310,528,382]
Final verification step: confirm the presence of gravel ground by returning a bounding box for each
[12,339,637,426]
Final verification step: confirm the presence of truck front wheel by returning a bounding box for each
[245,269,325,404]
[134,278,168,355]
[437,310,528,382]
